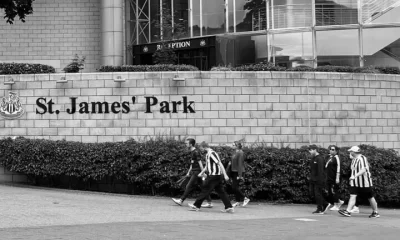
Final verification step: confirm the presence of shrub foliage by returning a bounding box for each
[0,137,399,206]
[98,64,199,72]
[0,63,55,74]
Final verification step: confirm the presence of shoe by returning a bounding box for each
[242,197,250,207]
[172,198,183,206]
[201,202,213,208]
[369,211,380,218]
[322,203,331,213]
[188,203,200,211]
[350,206,360,213]
[330,205,340,211]
[221,207,234,213]
[312,209,324,214]
[232,202,240,207]
[338,209,351,217]
[337,200,344,209]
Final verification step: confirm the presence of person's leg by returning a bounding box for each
[197,177,212,206]
[193,176,219,208]
[213,176,233,209]
[180,174,198,201]
[346,195,357,212]
[368,197,378,212]
[326,182,334,205]
[231,172,245,202]
[314,184,325,210]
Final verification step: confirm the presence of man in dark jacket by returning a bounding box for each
[308,145,330,214]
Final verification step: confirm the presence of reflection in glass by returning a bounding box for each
[271,32,313,68]
[363,27,400,67]
[216,33,267,66]
[192,0,201,36]
[363,2,400,24]
[202,0,226,35]
[316,29,359,66]
[273,0,312,29]
[150,0,161,42]
[315,0,358,26]
[228,0,234,32]
[173,0,190,39]
[240,0,263,32]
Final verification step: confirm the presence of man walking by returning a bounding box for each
[227,141,250,207]
[308,145,330,214]
[172,138,212,208]
[338,146,380,218]
[188,142,234,213]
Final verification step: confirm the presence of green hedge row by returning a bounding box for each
[98,64,199,72]
[211,62,400,74]
[0,63,55,75]
[0,137,399,206]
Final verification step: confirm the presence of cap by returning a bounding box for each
[348,146,361,153]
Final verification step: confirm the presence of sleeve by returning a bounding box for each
[335,155,341,174]
[317,156,326,184]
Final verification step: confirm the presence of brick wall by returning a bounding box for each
[0,0,101,72]
[1,71,400,151]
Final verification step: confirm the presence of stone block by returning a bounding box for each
[218,95,234,103]
[218,78,234,86]
[265,127,281,135]
[242,87,258,94]
[233,79,249,86]
[227,119,243,126]
[210,87,226,95]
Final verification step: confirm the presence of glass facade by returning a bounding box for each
[127,0,400,68]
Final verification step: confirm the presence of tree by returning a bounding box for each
[1,0,34,24]
[152,1,188,64]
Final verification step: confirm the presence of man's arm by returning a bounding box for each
[198,160,204,171]
[218,161,229,181]
[335,155,340,183]
[186,165,192,176]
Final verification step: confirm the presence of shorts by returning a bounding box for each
[349,186,374,199]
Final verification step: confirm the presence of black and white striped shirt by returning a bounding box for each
[205,149,222,176]
[350,154,373,188]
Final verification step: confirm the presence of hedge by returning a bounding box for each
[0,63,55,75]
[98,64,199,72]
[0,137,399,206]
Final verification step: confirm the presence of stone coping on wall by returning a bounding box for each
[1,71,400,82]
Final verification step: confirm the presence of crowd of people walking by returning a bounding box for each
[172,138,380,218]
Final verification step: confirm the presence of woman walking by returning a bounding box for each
[325,145,344,211]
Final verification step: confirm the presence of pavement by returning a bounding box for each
[0,184,399,240]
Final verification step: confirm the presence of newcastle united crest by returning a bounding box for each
[0,91,25,119]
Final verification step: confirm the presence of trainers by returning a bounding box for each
[337,200,344,209]
[232,202,240,207]
[172,198,182,206]
[312,209,324,214]
[369,211,380,218]
[322,203,331,213]
[201,202,213,208]
[242,197,250,207]
[338,209,351,217]
[330,205,340,211]
[188,203,200,211]
[221,207,234,213]
[350,206,360,213]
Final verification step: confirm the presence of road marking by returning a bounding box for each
[294,218,318,222]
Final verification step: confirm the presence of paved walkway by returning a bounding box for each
[0,184,399,239]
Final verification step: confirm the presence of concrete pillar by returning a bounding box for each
[100,0,124,66]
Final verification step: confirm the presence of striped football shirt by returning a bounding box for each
[205,149,222,176]
[350,154,373,188]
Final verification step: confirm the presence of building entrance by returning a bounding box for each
[133,36,215,70]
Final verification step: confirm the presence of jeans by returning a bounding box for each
[309,181,328,210]
[194,175,232,209]
[181,171,211,202]
[231,172,245,202]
